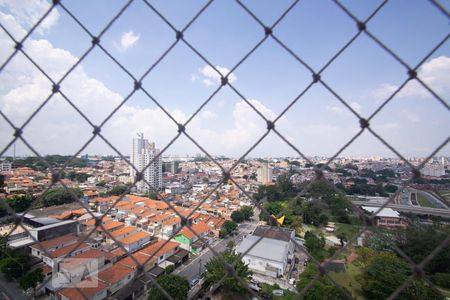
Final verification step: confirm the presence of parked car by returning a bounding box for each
[190,278,200,287]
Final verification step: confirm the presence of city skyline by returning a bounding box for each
[1,0,449,158]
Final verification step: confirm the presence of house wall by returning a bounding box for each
[123,236,151,252]
[242,255,285,278]
[107,272,134,294]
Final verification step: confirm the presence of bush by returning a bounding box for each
[432,273,450,289]
[165,265,175,275]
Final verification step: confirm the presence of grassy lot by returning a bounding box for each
[328,263,365,300]
[260,283,296,300]
[416,192,435,208]
[437,190,450,206]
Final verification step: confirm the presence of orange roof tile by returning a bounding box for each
[82,216,112,226]
[110,226,137,238]
[97,264,134,285]
[117,252,156,269]
[148,213,172,222]
[59,249,107,269]
[58,277,108,300]
[50,242,90,258]
[96,221,124,232]
[178,222,209,240]
[139,240,180,258]
[163,217,181,226]
[30,234,78,251]
[119,231,151,245]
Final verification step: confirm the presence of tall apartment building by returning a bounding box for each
[0,160,12,173]
[257,162,273,184]
[130,133,162,192]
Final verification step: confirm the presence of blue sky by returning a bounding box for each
[0,0,449,158]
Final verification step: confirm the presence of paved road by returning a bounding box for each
[176,221,259,282]
[0,273,26,300]
[352,200,450,217]
[409,188,448,209]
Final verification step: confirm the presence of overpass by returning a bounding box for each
[351,201,450,218]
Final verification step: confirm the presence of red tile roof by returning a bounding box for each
[119,231,151,245]
[30,234,78,251]
[58,277,108,300]
[97,264,134,285]
[178,222,209,240]
[139,239,179,258]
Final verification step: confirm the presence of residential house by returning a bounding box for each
[237,225,295,278]
[118,231,152,252]
[174,222,211,254]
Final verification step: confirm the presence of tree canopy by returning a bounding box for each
[359,251,442,300]
[42,188,83,206]
[204,249,252,293]
[296,264,346,300]
[148,274,189,300]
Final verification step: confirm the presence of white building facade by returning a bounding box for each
[130,133,162,192]
[257,163,273,184]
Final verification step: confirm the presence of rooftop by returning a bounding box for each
[119,231,151,245]
[177,222,209,239]
[362,206,400,218]
[30,234,78,251]
[58,277,108,300]
[252,225,295,242]
[97,264,134,285]
[237,235,290,263]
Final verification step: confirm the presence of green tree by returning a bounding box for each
[5,195,33,213]
[42,188,83,206]
[360,252,443,300]
[0,257,25,280]
[148,274,189,300]
[204,249,252,293]
[304,231,326,261]
[19,268,44,290]
[239,206,254,220]
[107,185,128,196]
[432,273,450,289]
[297,264,346,300]
[359,252,410,300]
[230,210,244,223]
[148,192,158,200]
[165,265,175,275]
[223,220,237,234]
[396,225,450,274]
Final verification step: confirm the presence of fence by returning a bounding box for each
[0,0,449,299]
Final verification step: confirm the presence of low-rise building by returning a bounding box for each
[362,206,406,229]
[174,222,211,254]
[237,225,295,278]
[118,231,152,252]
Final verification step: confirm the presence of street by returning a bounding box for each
[0,273,27,300]
[175,221,259,282]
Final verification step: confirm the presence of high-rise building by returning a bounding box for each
[257,162,273,184]
[130,133,162,192]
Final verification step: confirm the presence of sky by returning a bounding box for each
[0,0,449,159]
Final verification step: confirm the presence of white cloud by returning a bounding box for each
[325,102,361,114]
[0,6,288,157]
[350,101,362,113]
[118,30,140,52]
[325,104,344,114]
[0,0,59,35]
[401,109,420,123]
[382,122,399,129]
[372,56,450,100]
[200,110,217,120]
[199,65,237,86]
